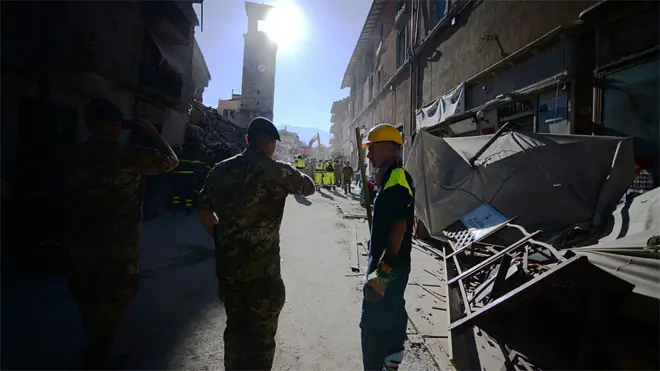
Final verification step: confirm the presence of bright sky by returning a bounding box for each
[193,0,371,131]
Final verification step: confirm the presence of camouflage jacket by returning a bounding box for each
[64,135,178,263]
[198,147,314,282]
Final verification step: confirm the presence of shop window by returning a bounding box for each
[509,116,535,132]
[537,89,570,134]
[497,99,535,133]
[601,58,659,191]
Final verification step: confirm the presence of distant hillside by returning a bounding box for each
[277,125,331,146]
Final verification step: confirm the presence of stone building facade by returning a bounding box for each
[341,0,595,156]
[329,97,350,157]
[1,0,206,268]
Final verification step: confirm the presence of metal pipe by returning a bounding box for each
[408,0,417,142]
[355,127,373,228]
[467,121,511,168]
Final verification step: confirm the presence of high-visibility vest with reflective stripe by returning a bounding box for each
[294,158,305,168]
[315,162,325,172]
[180,159,206,165]
[173,170,195,175]
[175,158,200,175]
[382,168,413,206]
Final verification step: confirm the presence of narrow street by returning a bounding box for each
[2,188,440,370]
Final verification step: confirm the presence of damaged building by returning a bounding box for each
[1,0,211,272]
[329,97,351,158]
[340,0,658,188]
[342,0,659,369]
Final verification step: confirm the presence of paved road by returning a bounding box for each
[2,188,438,370]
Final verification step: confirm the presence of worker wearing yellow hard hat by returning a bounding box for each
[362,123,404,148]
[360,123,414,371]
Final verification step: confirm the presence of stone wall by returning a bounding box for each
[346,0,596,143]
[418,0,594,104]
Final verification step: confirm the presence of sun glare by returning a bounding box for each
[260,0,304,52]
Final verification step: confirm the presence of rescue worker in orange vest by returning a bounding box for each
[360,124,414,371]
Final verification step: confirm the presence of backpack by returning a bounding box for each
[326,163,334,172]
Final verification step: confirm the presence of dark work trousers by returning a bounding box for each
[360,266,410,371]
[343,179,352,194]
[170,174,198,211]
[219,277,286,370]
[69,259,139,369]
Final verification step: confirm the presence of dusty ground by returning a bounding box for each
[2,185,442,370]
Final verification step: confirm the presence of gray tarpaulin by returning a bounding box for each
[571,187,660,299]
[406,130,636,240]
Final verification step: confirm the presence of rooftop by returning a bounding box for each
[340,0,387,89]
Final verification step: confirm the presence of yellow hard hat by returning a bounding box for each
[363,124,403,147]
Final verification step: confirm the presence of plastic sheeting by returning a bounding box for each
[406,130,636,240]
[415,83,465,131]
[571,188,660,299]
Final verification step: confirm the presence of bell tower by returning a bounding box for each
[237,1,277,127]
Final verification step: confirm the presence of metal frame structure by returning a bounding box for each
[441,215,592,369]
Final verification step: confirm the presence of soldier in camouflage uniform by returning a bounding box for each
[64,99,179,369]
[197,117,315,370]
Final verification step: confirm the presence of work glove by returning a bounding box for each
[363,252,401,304]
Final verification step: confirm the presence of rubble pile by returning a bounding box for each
[190,100,247,157]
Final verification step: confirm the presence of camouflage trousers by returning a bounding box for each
[218,277,286,370]
[68,256,139,369]
[342,180,352,194]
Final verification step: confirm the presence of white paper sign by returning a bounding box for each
[460,204,508,241]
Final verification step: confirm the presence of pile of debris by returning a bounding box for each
[190,99,247,157]
[407,130,660,370]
